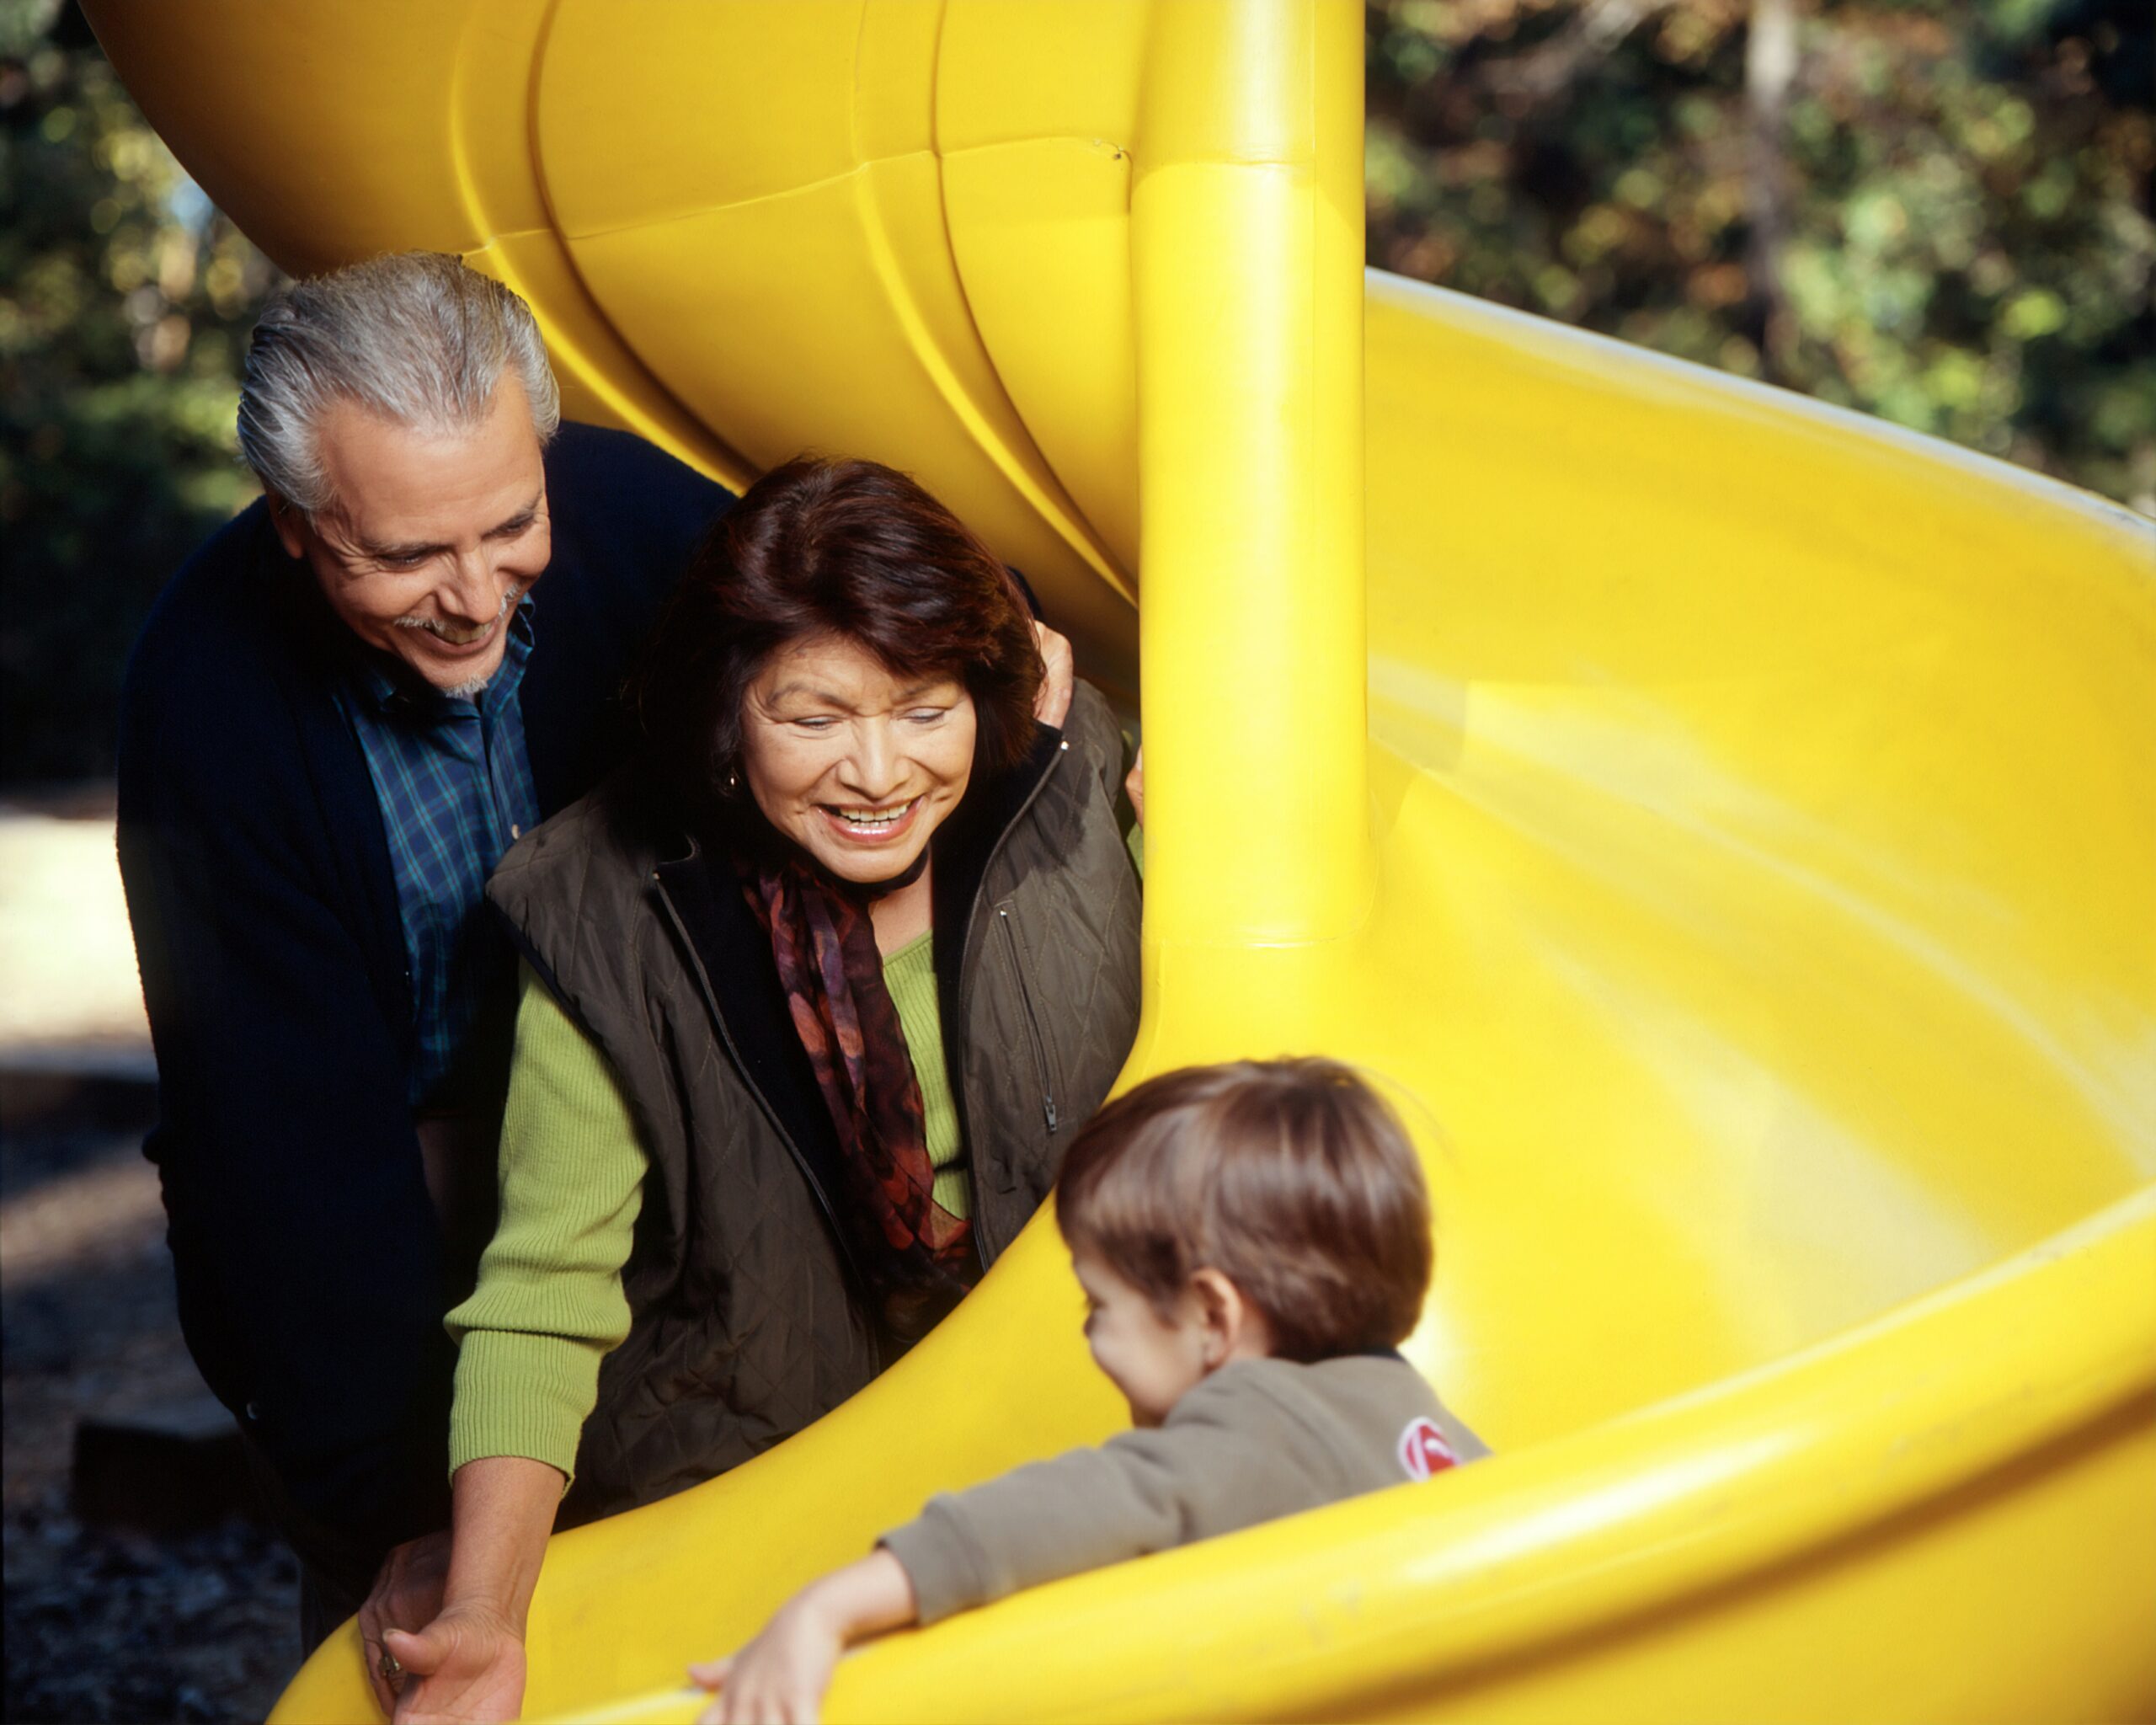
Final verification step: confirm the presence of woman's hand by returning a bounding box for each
[1125,745,1144,826]
[690,1551,918,1725]
[383,1603,526,1724]
[360,1530,454,1716]
[377,1455,561,1723]
[1032,622,1075,729]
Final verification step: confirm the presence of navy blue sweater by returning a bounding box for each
[115,423,730,1551]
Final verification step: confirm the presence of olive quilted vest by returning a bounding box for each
[486,683,1141,1521]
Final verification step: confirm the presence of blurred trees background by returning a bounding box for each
[0,0,276,785]
[2,1,2149,787]
[1369,0,2154,509]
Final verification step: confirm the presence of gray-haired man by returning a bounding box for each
[115,253,735,1648]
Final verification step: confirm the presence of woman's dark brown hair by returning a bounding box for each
[1056,1059,1435,1363]
[631,456,1043,823]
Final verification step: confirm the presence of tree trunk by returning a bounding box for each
[1746,0,1801,380]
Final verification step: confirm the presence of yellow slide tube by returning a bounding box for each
[81,3,2156,1720]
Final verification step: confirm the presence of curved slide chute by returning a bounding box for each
[82,3,2156,1720]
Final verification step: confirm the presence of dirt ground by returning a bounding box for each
[3,1110,301,1725]
[3,800,302,1724]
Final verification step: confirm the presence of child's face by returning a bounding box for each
[1070,1247,1210,1428]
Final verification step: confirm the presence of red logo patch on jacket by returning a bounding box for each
[1397,1416,1458,1481]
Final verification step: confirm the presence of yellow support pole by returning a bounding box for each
[1132,0,1374,952]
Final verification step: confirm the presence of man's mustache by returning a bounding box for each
[392,581,526,644]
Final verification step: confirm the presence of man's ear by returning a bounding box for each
[266,494,308,561]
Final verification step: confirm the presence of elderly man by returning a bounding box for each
[115,253,731,1647]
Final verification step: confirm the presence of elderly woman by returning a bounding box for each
[366,457,1141,1720]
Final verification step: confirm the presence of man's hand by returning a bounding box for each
[1032,622,1074,729]
[383,1604,526,1725]
[361,1530,454,1717]
[1125,745,1145,827]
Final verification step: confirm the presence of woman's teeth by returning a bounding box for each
[828,799,915,832]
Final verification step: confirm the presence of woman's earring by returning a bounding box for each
[724,770,740,796]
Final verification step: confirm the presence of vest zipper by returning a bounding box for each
[954,736,1072,1262]
[995,905,1060,1135]
[649,871,871,1306]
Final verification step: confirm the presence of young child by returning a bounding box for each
[691,1057,1486,1725]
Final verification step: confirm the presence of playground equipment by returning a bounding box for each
[83,3,2156,1720]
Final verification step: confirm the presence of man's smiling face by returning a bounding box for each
[270,374,552,694]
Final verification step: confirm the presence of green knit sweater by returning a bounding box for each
[446,932,964,1482]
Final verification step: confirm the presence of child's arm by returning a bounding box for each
[690,1548,916,1725]
[692,1386,1286,1719]
[684,1432,1209,1722]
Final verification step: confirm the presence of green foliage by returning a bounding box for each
[0,0,277,784]
[1367,0,2156,514]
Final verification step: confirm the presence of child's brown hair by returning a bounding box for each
[1054,1058,1433,1362]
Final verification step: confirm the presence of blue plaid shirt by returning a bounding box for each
[335,600,542,1109]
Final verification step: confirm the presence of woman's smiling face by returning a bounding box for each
[738,632,978,884]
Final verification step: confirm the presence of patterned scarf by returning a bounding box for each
[735,852,977,1341]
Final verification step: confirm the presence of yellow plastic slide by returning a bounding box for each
[83,3,2156,1720]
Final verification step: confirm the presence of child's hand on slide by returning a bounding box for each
[689,1596,842,1725]
[690,1551,917,1725]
